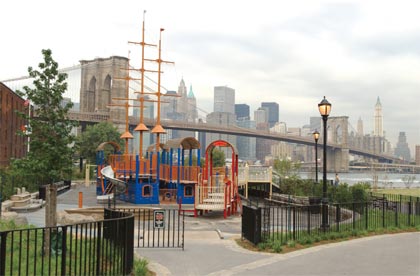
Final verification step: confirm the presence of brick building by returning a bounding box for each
[0,82,27,167]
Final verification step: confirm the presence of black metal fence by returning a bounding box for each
[0,208,134,276]
[242,194,420,245]
[116,208,185,249]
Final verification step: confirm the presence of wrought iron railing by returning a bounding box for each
[0,208,134,275]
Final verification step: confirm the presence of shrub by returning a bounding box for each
[258,242,269,250]
[287,240,296,248]
[272,240,283,253]
[133,258,149,276]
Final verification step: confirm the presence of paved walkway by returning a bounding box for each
[17,183,420,276]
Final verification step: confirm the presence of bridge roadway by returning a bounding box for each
[69,111,399,163]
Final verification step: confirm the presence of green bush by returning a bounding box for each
[287,240,296,248]
[258,242,269,250]
[133,258,149,276]
[272,240,283,253]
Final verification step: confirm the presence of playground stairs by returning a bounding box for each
[196,192,228,211]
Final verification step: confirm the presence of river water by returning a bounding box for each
[299,172,420,188]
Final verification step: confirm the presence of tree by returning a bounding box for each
[273,158,301,180]
[211,149,226,167]
[77,122,124,163]
[11,49,77,185]
[402,175,416,189]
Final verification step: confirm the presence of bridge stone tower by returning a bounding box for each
[79,56,128,124]
[326,116,349,172]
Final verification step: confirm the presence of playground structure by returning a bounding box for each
[93,15,274,218]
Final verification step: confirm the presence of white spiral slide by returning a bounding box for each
[100,166,127,195]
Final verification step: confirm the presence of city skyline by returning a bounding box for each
[1,0,419,152]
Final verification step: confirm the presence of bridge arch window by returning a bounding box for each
[87,76,96,112]
[336,125,343,144]
[103,74,112,111]
[142,185,152,197]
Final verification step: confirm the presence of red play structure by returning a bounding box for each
[195,140,241,218]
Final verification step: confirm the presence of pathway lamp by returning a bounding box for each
[318,96,331,231]
[312,130,320,183]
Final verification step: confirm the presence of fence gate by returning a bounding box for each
[117,208,184,249]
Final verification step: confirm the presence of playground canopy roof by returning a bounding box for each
[96,141,121,152]
[164,137,200,150]
[146,143,166,152]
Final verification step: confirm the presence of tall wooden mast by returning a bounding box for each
[149,28,174,151]
[129,11,158,158]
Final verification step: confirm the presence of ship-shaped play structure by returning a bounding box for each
[95,14,274,218]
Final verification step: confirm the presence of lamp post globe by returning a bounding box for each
[312,130,320,183]
[318,96,331,231]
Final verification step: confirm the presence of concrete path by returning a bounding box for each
[16,183,420,276]
[138,232,420,276]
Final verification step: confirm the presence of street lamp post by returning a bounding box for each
[313,130,320,183]
[318,96,331,231]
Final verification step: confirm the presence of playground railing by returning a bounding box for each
[242,196,420,245]
[0,208,134,276]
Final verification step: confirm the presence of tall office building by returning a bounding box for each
[261,102,279,128]
[236,118,256,161]
[309,117,321,132]
[206,112,237,156]
[214,86,235,114]
[394,132,411,161]
[235,104,250,120]
[187,85,198,122]
[374,97,383,137]
[416,145,420,165]
[161,79,196,139]
[254,108,271,163]
[357,117,364,136]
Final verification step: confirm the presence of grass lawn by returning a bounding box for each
[373,188,420,197]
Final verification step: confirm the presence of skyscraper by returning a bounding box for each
[214,86,235,114]
[261,102,279,128]
[254,108,271,163]
[357,117,364,136]
[205,112,236,156]
[416,145,420,166]
[235,104,250,120]
[374,97,383,137]
[236,118,256,161]
[394,132,411,161]
[187,85,198,122]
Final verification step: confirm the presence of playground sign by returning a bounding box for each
[154,210,165,229]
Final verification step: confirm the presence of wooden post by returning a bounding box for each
[44,184,57,255]
[78,192,83,208]
[85,163,90,187]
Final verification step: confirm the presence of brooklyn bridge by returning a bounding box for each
[2,56,410,173]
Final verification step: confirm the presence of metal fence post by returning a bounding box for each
[382,194,386,228]
[365,202,368,230]
[0,232,7,276]
[408,196,412,226]
[61,226,67,276]
[307,206,311,235]
[336,204,340,232]
[96,222,102,276]
[292,207,296,240]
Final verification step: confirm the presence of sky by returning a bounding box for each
[1,0,419,155]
